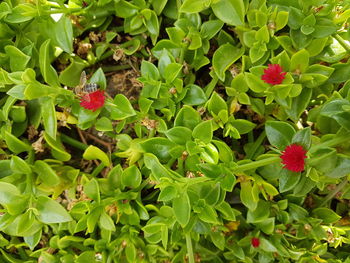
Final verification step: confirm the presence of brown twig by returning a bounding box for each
[82,131,112,153]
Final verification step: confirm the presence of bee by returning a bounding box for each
[74,71,100,102]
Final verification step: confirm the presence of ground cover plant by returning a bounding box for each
[1,0,350,262]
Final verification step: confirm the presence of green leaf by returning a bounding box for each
[290,49,309,73]
[292,127,311,150]
[5,3,36,23]
[198,204,219,224]
[260,238,277,252]
[59,58,87,87]
[240,181,258,211]
[36,196,72,224]
[89,68,107,90]
[84,178,100,202]
[76,251,96,263]
[326,156,350,178]
[141,138,176,162]
[275,11,289,31]
[182,84,207,105]
[216,201,236,221]
[164,63,182,83]
[4,131,31,154]
[208,92,227,115]
[122,165,142,188]
[0,182,20,205]
[16,210,36,236]
[165,126,193,145]
[256,217,275,234]
[306,37,328,57]
[24,230,42,250]
[192,120,212,144]
[40,15,73,54]
[4,45,30,72]
[141,60,160,80]
[174,105,201,129]
[115,0,139,18]
[247,201,270,223]
[40,97,57,140]
[198,163,222,178]
[329,63,350,84]
[320,99,350,131]
[213,140,234,163]
[180,0,211,13]
[265,121,295,149]
[245,72,269,93]
[45,133,72,162]
[173,192,191,226]
[10,156,31,174]
[231,119,256,134]
[256,25,269,43]
[109,94,136,120]
[39,39,60,88]
[9,105,26,122]
[126,243,136,263]
[200,20,224,39]
[144,153,173,181]
[210,231,225,250]
[34,160,60,186]
[200,143,219,164]
[83,145,110,166]
[95,117,113,131]
[212,43,245,81]
[211,0,245,26]
[141,9,159,36]
[158,186,177,202]
[152,0,167,15]
[279,169,300,193]
[285,88,312,121]
[99,211,115,231]
[312,208,341,224]
[312,18,337,38]
[203,183,221,206]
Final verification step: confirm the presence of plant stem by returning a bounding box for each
[246,131,266,159]
[45,8,81,14]
[60,133,88,151]
[177,158,184,176]
[234,156,280,172]
[26,150,35,164]
[333,34,350,53]
[318,179,348,208]
[185,233,195,263]
[91,163,105,177]
[309,132,350,153]
[148,128,155,138]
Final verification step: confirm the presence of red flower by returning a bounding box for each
[251,237,260,248]
[79,90,105,111]
[261,64,286,85]
[280,144,307,172]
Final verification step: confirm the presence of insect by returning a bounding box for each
[74,71,100,102]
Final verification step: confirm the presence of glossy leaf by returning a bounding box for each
[211,0,245,26]
[173,192,191,226]
[83,145,110,166]
[212,44,245,81]
[39,39,60,88]
[36,196,72,224]
[34,160,60,186]
[122,165,142,188]
[265,121,295,149]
